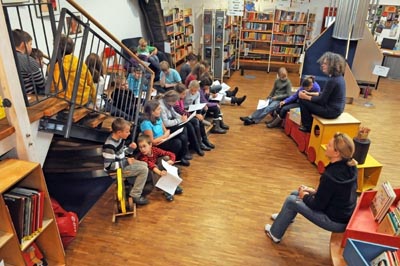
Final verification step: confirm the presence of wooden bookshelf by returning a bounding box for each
[164,8,194,68]
[342,189,400,249]
[238,9,315,73]
[0,159,65,265]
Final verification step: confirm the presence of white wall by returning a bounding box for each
[5,0,146,57]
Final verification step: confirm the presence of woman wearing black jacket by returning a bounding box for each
[264,132,358,243]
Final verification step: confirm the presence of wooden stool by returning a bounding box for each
[109,170,136,223]
[307,112,360,163]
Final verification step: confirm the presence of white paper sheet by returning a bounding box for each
[159,127,184,144]
[178,111,196,126]
[188,103,206,112]
[220,82,231,93]
[155,160,183,195]
[209,93,223,102]
[257,98,270,110]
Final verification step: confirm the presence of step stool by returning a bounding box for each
[307,112,360,164]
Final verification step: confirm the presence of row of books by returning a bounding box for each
[378,207,400,236]
[271,46,302,55]
[273,24,306,34]
[243,22,273,31]
[4,187,44,243]
[272,35,304,45]
[244,11,273,21]
[275,10,308,23]
[242,32,272,41]
[370,250,400,266]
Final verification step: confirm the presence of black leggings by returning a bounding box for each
[158,126,189,160]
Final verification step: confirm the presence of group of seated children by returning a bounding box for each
[103,117,183,205]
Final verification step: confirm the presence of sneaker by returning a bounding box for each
[132,196,149,205]
[264,224,281,244]
[164,192,174,201]
[175,186,183,195]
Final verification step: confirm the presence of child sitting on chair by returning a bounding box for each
[102,118,150,205]
[137,134,183,202]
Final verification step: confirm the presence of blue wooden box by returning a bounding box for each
[343,238,398,266]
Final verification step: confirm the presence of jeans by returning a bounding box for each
[277,103,299,119]
[249,100,279,123]
[270,191,348,239]
[124,160,149,198]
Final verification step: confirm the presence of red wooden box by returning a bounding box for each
[341,188,400,248]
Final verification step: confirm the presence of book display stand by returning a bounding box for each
[342,189,400,249]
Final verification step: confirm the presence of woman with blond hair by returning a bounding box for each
[265,132,358,244]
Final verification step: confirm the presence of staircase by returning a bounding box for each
[1,1,154,217]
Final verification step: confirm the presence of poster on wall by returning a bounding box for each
[227,0,244,16]
[34,0,60,18]
[66,13,83,38]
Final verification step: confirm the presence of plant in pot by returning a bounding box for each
[353,126,371,165]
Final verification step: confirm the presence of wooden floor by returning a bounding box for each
[65,70,400,266]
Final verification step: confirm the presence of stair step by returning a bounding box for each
[72,108,92,123]
[100,116,116,132]
[83,113,108,128]
[0,118,15,141]
[28,97,68,122]
[43,99,69,117]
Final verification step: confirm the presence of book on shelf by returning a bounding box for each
[11,187,44,229]
[22,242,48,266]
[3,193,26,242]
[370,181,397,223]
[370,249,400,266]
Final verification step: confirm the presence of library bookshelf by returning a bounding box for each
[238,9,315,73]
[164,8,194,68]
[0,159,65,265]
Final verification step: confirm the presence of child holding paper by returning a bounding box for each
[140,99,191,166]
[240,67,292,126]
[137,134,183,201]
[174,82,213,154]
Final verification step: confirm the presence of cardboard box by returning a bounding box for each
[289,107,301,125]
[343,238,398,266]
[342,188,400,248]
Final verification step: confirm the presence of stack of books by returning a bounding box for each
[370,181,397,223]
[370,249,400,266]
[3,187,44,243]
[370,181,400,236]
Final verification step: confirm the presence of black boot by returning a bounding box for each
[234,95,247,106]
[267,116,283,128]
[219,118,229,130]
[226,87,239,97]
[210,120,227,134]
[194,140,205,156]
[202,137,215,149]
